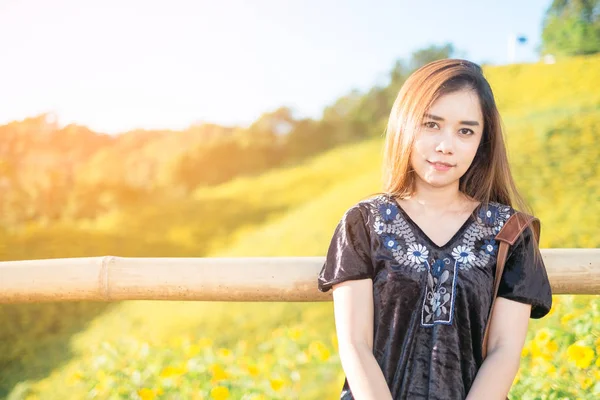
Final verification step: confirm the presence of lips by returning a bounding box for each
[427,161,454,172]
[428,161,455,167]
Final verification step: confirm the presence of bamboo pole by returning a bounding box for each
[0,249,599,303]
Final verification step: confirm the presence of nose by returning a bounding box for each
[435,129,454,155]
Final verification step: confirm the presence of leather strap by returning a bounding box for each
[495,212,540,245]
[481,211,540,359]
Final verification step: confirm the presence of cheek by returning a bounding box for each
[409,139,427,169]
[457,142,481,170]
[465,141,481,161]
[411,137,429,158]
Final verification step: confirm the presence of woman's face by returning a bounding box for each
[410,89,484,190]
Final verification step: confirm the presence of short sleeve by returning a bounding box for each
[497,225,553,318]
[317,205,375,292]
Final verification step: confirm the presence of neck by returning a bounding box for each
[406,179,470,213]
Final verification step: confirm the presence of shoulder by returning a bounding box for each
[476,201,516,234]
[339,193,393,220]
[333,194,398,236]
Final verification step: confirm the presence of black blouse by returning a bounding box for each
[317,194,552,400]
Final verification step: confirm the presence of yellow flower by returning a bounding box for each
[217,348,233,359]
[160,365,186,378]
[578,376,593,390]
[210,386,230,400]
[246,364,260,377]
[96,370,107,381]
[186,344,202,358]
[209,364,229,382]
[137,388,156,400]
[270,377,285,391]
[198,337,213,348]
[534,339,558,361]
[561,313,575,326]
[94,380,107,393]
[529,340,543,359]
[566,342,594,369]
[309,340,331,361]
[534,328,551,343]
[521,343,530,357]
[596,357,600,367]
[287,328,302,341]
[547,302,558,316]
[512,372,520,385]
[67,370,84,385]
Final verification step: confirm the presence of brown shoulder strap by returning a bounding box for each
[481,211,540,359]
[495,212,540,245]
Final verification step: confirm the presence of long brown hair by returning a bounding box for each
[377,59,542,258]
[382,58,529,211]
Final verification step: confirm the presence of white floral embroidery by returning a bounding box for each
[457,202,512,270]
[407,243,429,264]
[369,195,515,327]
[372,196,428,272]
[374,220,386,235]
[452,245,476,264]
[422,259,457,326]
[494,220,505,233]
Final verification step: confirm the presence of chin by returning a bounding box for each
[420,175,458,188]
[427,180,455,188]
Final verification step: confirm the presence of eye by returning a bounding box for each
[423,121,439,129]
[459,128,475,136]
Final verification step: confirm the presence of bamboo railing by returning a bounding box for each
[0,249,599,303]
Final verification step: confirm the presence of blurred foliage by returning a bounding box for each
[0,51,599,398]
[541,0,600,56]
[0,44,455,227]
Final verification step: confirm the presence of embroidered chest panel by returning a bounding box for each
[371,195,512,327]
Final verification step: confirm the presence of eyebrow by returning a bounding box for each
[424,113,481,126]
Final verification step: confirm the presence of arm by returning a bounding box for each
[466,297,531,400]
[332,278,393,400]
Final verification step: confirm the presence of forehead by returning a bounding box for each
[427,90,483,122]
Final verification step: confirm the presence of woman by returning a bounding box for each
[317,59,552,400]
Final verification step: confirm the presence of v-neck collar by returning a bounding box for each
[387,194,482,251]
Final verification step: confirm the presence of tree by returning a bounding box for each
[541,0,600,56]
[408,43,456,72]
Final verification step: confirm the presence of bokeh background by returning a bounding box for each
[0,0,599,399]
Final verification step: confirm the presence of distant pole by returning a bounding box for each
[507,33,528,64]
[507,33,516,64]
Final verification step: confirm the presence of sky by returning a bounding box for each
[0,0,552,134]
